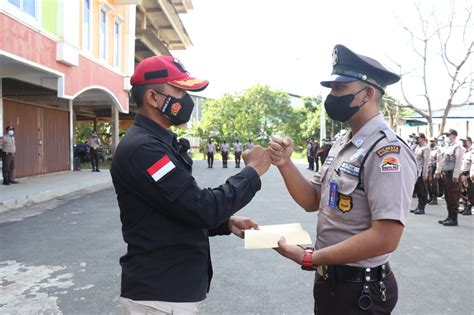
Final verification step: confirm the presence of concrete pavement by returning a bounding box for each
[0,169,112,214]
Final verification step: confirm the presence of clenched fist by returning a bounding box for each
[268,135,293,167]
[242,145,271,176]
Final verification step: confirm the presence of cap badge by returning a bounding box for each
[170,102,182,116]
[361,74,367,81]
[332,47,339,66]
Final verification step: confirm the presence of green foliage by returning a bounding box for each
[187,84,347,153]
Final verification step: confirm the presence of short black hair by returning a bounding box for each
[130,84,164,107]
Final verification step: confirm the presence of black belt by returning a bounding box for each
[2,152,14,156]
[317,263,391,283]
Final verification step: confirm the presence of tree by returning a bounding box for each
[395,1,473,137]
[198,84,293,146]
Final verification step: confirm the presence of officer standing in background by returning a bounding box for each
[247,139,255,150]
[220,140,229,168]
[459,137,472,215]
[111,56,271,314]
[411,133,430,214]
[306,138,315,171]
[270,44,416,314]
[435,129,465,226]
[1,126,18,185]
[206,139,215,168]
[233,139,242,168]
[88,131,101,172]
[428,138,440,205]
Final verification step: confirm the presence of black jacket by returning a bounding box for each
[110,114,261,302]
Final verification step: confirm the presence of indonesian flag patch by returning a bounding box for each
[147,155,175,181]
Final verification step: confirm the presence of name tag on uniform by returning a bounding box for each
[340,162,360,177]
[328,180,338,208]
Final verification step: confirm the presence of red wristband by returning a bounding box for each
[301,247,315,271]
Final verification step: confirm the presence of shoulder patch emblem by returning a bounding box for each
[147,155,176,181]
[337,194,353,213]
[380,156,400,173]
[376,145,400,157]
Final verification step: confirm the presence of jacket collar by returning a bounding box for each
[134,114,176,147]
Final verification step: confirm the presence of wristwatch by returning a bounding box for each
[301,247,315,271]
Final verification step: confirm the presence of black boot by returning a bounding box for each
[410,206,419,213]
[459,205,467,214]
[438,213,450,224]
[414,205,425,215]
[429,197,438,205]
[462,205,472,216]
[443,213,458,226]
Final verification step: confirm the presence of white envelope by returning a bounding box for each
[244,223,312,249]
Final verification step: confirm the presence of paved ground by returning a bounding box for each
[0,159,473,314]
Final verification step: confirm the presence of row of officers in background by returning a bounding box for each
[204,139,254,168]
[410,129,473,226]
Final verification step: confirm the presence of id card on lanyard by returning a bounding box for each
[328,179,338,208]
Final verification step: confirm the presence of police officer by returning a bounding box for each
[460,137,472,215]
[2,126,18,185]
[88,131,101,172]
[111,56,271,314]
[220,140,229,168]
[435,129,465,226]
[234,139,242,168]
[411,133,430,214]
[206,139,215,168]
[269,44,417,314]
[428,138,440,205]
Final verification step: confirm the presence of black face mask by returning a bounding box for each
[430,144,435,148]
[155,91,195,125]
[324,87,368,122]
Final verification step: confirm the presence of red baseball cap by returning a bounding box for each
[130,56,209,92]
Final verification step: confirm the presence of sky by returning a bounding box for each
[172,0,473,109]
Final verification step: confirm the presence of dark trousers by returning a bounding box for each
[207,152,214,167]
[315,157,320,172]
[307,156,315,170]
[2,152,15,183]
[90,148,100,171]
[235,152,241,167]
[428,165,438,197]
[314,272,398,314]
[221,151,228,167]
[443,171,461,214]
[468,178,474,204]
[414,176,429,208]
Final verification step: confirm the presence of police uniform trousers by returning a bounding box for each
[464,172,474,205]
[443,171,461,214]
[234,152,241,167]
[2,152,15,184]
[207,152,214,167]
[308,156,315,171]
[414,175,429,209]
[314,271,398,314]
[428,164,439,198]
[90,148,100,171]
[221,151,229,167]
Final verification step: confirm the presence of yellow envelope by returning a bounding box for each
[244,223,312,249]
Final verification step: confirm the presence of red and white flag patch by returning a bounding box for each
[147,155,175,181]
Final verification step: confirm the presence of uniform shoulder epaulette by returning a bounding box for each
[381,128,398,143]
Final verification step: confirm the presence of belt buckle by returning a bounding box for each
[317,265,328,279]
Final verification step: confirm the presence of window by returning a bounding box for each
[83,0,92,50]
[114,21,121,68]
[8,0,36,18]
[99,9,107,60]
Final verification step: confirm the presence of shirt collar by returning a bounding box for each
[349,113,387,148]
[134,114,176,147]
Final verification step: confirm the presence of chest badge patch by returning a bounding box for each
[340,162,360,177]
[376,145,400,157]
[338,194,353,213]
[325,156,334,165]
[380,156,400,173]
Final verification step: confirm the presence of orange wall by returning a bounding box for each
[80,0,128,73]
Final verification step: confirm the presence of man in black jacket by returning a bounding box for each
[111,56,271,314]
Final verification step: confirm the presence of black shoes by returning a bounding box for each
[414,208,425,215]
[462,205,472,216]
[438,217,450,224]
[410,207,419,213]
[429,198,438,205]
[443,218,458,226]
